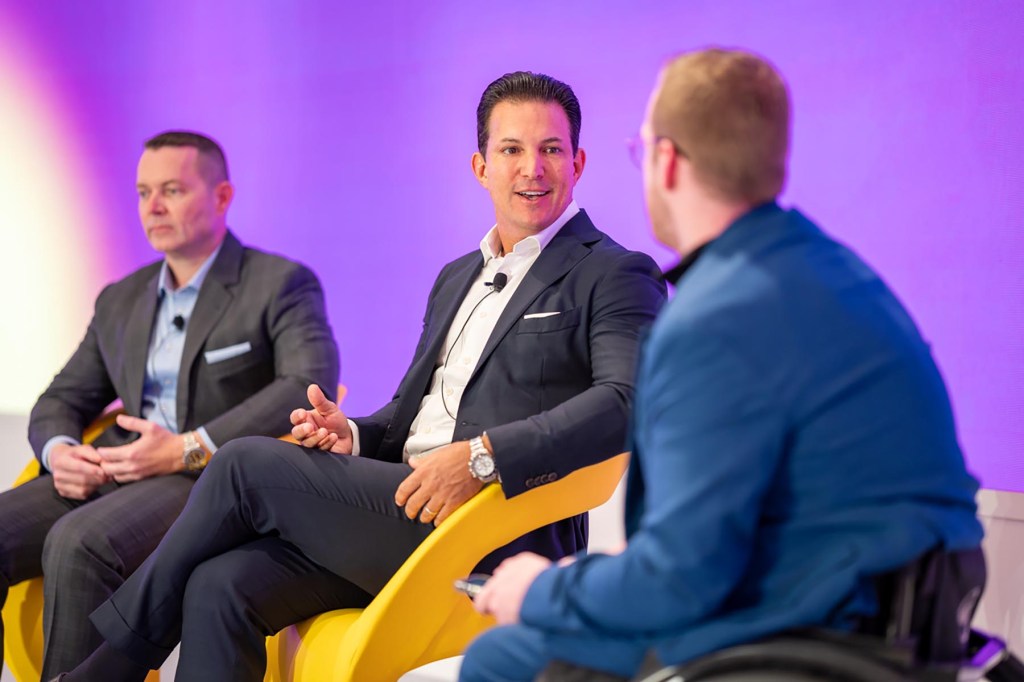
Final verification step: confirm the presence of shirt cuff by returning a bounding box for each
[348,419,360,456]
[41,435,80,471]
[195,427,218,454]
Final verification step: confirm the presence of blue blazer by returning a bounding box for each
[521,203,983,667]
[352,210,666,568]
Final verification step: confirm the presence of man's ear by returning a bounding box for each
[214,181,235,214]
[471,151,488,188]
[658,138,680,191]
[572,147,586,182]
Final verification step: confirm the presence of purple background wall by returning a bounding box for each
[2,1,1021,490]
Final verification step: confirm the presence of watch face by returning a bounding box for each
[472,453,495,478]
[185,450,204,468]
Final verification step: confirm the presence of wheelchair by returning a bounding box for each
[542,548,1024,682]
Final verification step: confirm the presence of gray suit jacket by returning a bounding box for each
[29,230,339,463]
[352,210,666,567]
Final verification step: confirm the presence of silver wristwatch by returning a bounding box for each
[468,435,498,483]
[182,431,207,472]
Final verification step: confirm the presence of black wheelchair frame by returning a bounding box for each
[539,548,1024,682]
[637,548,1023,682]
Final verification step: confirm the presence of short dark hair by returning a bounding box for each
[476,71,582,155]
[144,130,230,185]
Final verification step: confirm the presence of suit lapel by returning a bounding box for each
[121,271,160,416]
[175,232,243,430]
[423,256,484,368]
[389,255,483,432]
[470,211,598,383]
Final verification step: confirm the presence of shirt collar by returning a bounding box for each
[662,242,710,286]
[479,200,580,263]
[661,201,784,285]
[157,240,224,297]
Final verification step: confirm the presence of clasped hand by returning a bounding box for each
[52,414,185,498]
[97,414,186,483]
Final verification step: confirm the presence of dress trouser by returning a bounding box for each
[461,623,649,682]
[0,470,195,678]
[90,436,435,682]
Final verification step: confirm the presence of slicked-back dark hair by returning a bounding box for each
[476,71,582,155]
[144,130,230,185]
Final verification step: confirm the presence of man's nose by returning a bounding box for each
[145,194,167,214]
[519,151,544,179]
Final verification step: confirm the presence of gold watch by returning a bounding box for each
[182,431,208,472]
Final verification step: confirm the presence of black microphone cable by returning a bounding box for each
[440,273,508,419]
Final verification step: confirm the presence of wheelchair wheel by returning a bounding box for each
[637,637,913,682]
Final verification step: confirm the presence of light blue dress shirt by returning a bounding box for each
[41,244,223,470]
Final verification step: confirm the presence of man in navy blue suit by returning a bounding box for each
[461,48,984,681]
[55,72,666,681]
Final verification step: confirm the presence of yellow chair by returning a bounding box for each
[265,451,630,682]
[2,385,347,682]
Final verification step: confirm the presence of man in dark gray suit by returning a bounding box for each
[0,131,339,678]
[58,73,666,682]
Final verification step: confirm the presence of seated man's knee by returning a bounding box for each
[42,511,116,579]
[461,626,546,682]
[208,436,261,467]
[206,436,290,476]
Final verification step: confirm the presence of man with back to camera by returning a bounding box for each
[53,71,666,681]
[0,131,339,677]
[460,48,984,681]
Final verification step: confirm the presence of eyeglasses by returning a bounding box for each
[625,134,686,169]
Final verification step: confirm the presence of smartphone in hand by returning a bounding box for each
[453,573,491,599]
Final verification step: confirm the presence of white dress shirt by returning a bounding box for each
[349,201,580,460]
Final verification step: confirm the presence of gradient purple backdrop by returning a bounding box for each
[4,1,1021,490]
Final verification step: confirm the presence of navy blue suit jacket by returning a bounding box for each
[520,203,983,667]
[352,210,666,568]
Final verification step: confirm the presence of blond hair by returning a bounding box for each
[652,48,790,204]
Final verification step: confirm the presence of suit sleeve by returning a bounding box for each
[519,321,786,636]
[28,288,120,466]
[486,250,666,496]
[202,265,339,446]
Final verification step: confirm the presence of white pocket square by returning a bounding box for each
[523,312,561,320]
[204,342,252,364]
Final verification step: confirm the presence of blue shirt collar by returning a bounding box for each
[157,240,224,297]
